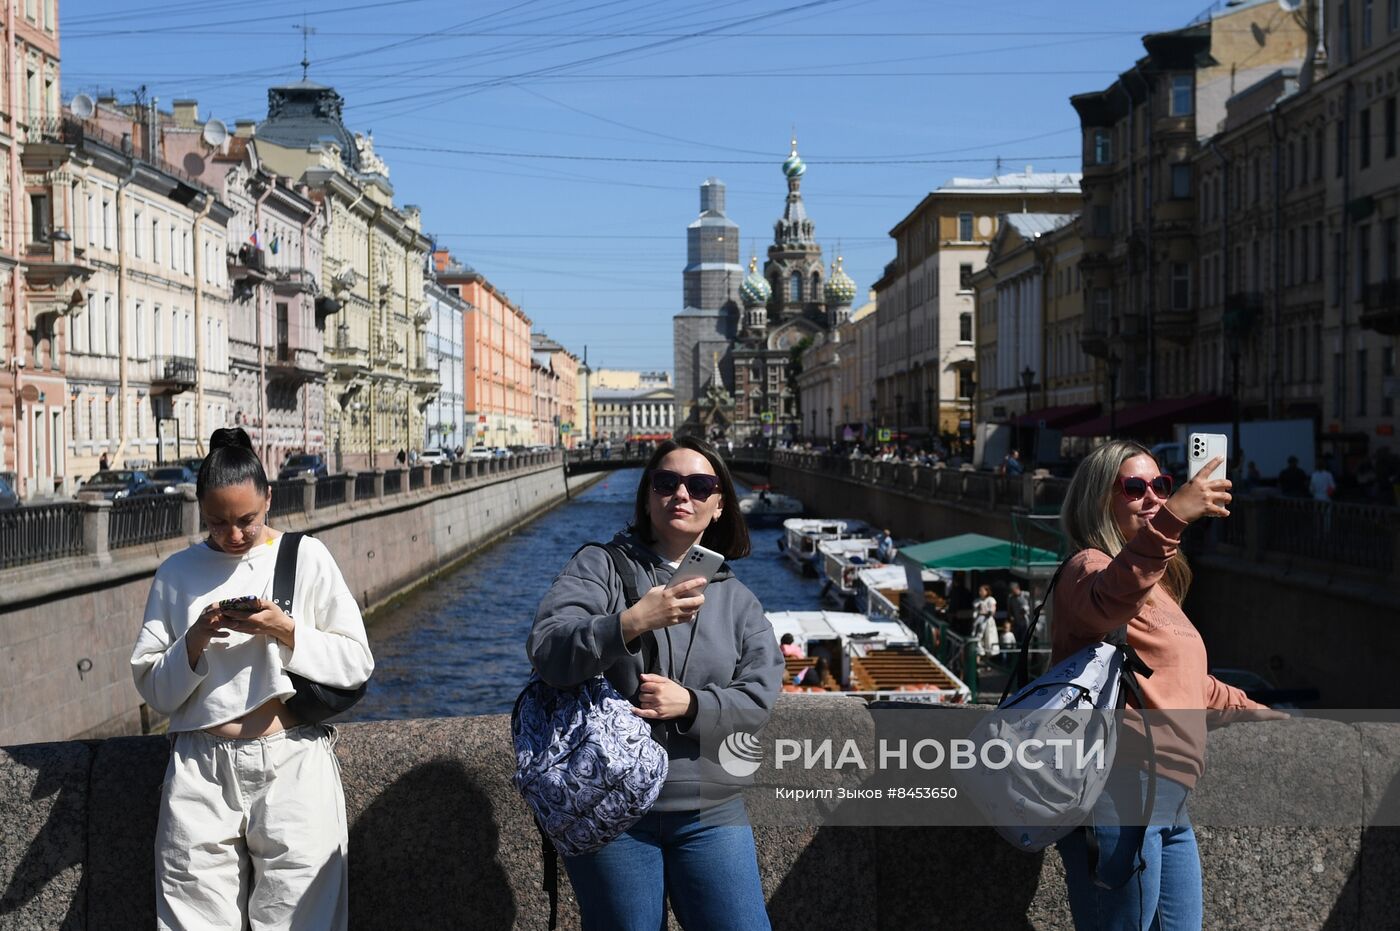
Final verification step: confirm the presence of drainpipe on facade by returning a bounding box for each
[1269,105,1286,419]
[191,193,214,453]
[1210,139,1231,390]
[6,0,24,488]
[298,203,315,455]
[111,146,141,467]
[253,177,273,470]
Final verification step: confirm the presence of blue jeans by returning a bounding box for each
[1055,769,1202,931]
[561,796,771,931]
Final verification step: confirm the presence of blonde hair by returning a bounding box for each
[1060,440,1192,603]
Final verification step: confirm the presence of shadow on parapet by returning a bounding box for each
[1323,722,1400,931]
[348,758,516,930]
[0,742,90,930]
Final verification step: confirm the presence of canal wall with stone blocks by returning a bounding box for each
[2,699,1397,930]
[0,461,580,747]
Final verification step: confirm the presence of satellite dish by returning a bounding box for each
[202,118,229,148]
[71,93,95,119]
[1277,0,1302,11]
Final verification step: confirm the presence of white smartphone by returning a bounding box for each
[666,542,725,589]
[1188,432,1228,484]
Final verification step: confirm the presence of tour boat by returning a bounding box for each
[738,487,804,525]
[818,537,885,609]
[779,518,873,577]
[767,610,970,704]
[854,565,949,620]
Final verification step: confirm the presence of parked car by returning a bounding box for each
[492,447,512,459]
[468,446,494,461]
[79,470,154,500]
[140,466,199,495]
[0,474,18,510]
[278,453,328,481]
[419,448,450,466]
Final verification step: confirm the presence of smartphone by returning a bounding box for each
[219,595,260,613]
[1188,432,1228,484]
[666,543,725,589]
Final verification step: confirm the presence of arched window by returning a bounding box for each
[790,271,802,302]
[811,270,821,299]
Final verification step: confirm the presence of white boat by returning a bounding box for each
[738,488,804,524]
[855,565,949,620]
[818,537,885,608]
[779,518,873,577]
[767,610,970,703]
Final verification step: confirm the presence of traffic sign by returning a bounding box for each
[877,428,892,442]
[760,411,774,424]
[560,422,572,434]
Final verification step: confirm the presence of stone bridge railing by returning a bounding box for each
[2,700,1395,930]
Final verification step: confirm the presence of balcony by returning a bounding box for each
[410,362,439,396]
[228,244,269,284]
[1154,305,1196,344]
[266,344,324,384]
[1359,280,1400,335]
[325,325,369,377]
[271,266,317,295]
[150,356,197,395]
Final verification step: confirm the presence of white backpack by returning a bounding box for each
[963,564,1156,885]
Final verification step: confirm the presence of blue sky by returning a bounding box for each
[60,0,1222,370]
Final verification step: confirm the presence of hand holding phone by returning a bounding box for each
[666,543,724,589]
[1188,432,1228,483]
[219,595,261,614]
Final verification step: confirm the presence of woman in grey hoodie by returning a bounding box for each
[528,437,782,931]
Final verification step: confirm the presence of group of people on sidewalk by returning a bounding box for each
[132,427,1274,931]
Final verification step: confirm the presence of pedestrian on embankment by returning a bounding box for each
[131,427,373,930]
[527,436,782,931]
[1052,439,1281,930]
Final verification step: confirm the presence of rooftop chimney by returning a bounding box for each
[172,99,199,127]
[234,119,256,138]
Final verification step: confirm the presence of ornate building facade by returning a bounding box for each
[253,80,435,471]
[672,178,741,436]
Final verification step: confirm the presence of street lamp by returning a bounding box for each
[1106,353,1121,437]
[1020,367,1035,462]
[826,405,833,444]
[870,395,878,444]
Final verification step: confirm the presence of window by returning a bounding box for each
[1300,136,1310,181]
[1288,229,1297,286]
[958,213,973,242]
[152,219,161,265]
[1385,218,1398,281]
[29,192,49,242]
[1092,205,1112,237]
[1336,119,1347,178]
[1093,128,1112,164]
[101,198,112,249]
[1363,0,1374,46]
[85,193,96,245]
[1171,263,1190,309]
[1384,346,1395,416]
[1332,233,1344,305]
[1386,97,1397,159]
[1342,0,1354,63]
[1253,156,1262,202]
[1360,106,1372,169]
[959,312,972,342]
[1391,0,1400,31]
[1171,163,1192,199]
[133,209,143,258]
[1286,327,1295,380]
[1358,223,1371,298]
[1315,128,1325,180]
[1170,74,1193,116]
[959,263,974,290]
[1357,349,1368,416]
[789,271,801,302]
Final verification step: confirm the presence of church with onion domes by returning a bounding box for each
[673,138,854,443]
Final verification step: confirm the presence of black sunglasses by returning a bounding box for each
[650,469,721,500]
[1118,474,1174,500]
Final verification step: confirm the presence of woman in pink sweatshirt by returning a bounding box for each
[1052,439,1272,931]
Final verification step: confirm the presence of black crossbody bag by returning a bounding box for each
[273,532,367,724]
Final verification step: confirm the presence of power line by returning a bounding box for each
[377,142,1080,165]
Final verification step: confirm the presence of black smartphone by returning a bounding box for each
[219,595,260,613]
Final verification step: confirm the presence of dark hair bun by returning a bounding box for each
[209,427,253,452]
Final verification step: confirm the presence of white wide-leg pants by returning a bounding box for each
[155,724,348,931]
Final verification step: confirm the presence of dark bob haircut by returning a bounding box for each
[196,427,269,499]
[630,436,750,559]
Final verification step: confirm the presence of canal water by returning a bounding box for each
[346,469,826,722]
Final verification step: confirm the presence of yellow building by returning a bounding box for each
[973,215,1102,455]
[252,80,434,470]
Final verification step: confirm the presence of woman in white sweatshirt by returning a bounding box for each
[131,428,373,931]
